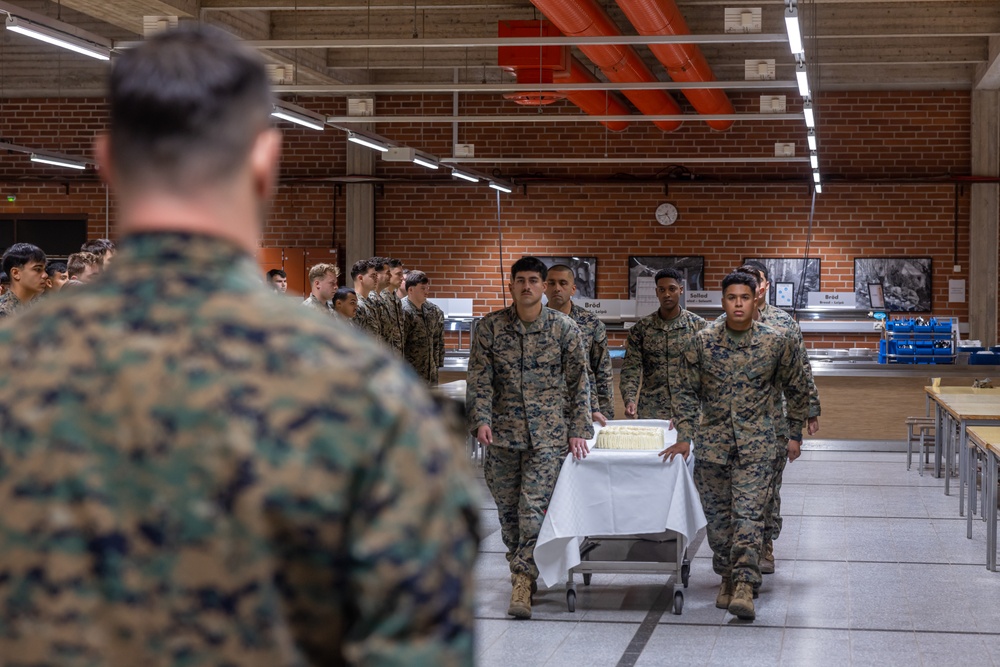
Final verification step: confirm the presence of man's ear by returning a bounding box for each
[249,128,281,202]
[9,267,20,283]
[94,134,115,186]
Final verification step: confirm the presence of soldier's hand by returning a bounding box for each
[476,425,493,446]
[624,402,637,418]
[592,411,608,427]
[659,441,690,462]
[787,439,802,462]
[666,419,675,431]
[569,437,589,460]
[807,417,820,436]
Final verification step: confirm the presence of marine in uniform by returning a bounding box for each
[661,271,809,621]
[467,256,593,620]
[0,26,479,665]
[0,243,47,317]
[402,270,445,385]
[620,267,707,420]
[351,259,382,339]
[378,258,407,353]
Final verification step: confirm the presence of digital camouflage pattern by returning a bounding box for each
[378,288,406,353]
[672,320,809,589]
[301,293,333,316]
[568,303,615,418]
[466,305,594,450]
[0,233,480,667]
[402,296,445,385]
[354,293,382,340]
[483,445,566,579]
[0,289,27,317]
[619,308,707,419]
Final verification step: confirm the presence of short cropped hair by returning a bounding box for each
[369,257,389,273]
[654,267,684,284]
[66,252,100,279]
[546,264,574,280]
[107,24,272,193]
[722,271,758,293]
[332,287,356,305]
[350,259,372,280]
[81,238,116,258]
[404,270,429,290]
[387,258,404,270]
[308,263,339,283]
[46,261,68,277]
[511,256,548,281]
[2,243,47,276]
[266,268,286,280]
[741,260,769,283]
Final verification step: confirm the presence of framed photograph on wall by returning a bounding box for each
[743,257,821,310]
[628,256,705,298]
[533,256,598,298]
[854,257,932,311]
[774,282,795,307]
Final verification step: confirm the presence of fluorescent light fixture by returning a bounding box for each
[795,62,810,98]
[271,102,326,131]
[784,4,804,55]
[451,168,479,183]
[807,129,817,151]
[30,153,87,170]
[489,181,513,193]
[5,16,110,61]
[812,171,821,184]
[347,132,389,152]
[815,183,823,194]
[809,151,819,169]
[412,153,439,170]
[803,100,815,128]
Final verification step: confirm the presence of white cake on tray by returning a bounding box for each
[594,425,665,451]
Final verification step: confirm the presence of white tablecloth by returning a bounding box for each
[534,420,708,588]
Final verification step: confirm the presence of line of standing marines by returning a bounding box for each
[468,256,821,621]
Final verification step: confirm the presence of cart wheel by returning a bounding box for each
[566,589,576,613]
[672,591,683,615]
[583,573,592,586]
[681,562,690,589]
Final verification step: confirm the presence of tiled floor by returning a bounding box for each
[473,448,1000,666]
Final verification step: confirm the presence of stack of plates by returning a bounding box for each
[828,349,849,358]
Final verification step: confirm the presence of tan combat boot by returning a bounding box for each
[508,573,533,619]
[715,577,733,609]
[728,582,756,620]
[760,540,775,575]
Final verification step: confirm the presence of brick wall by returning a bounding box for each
[0,90,986,349]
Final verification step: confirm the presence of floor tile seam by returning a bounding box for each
[782,513,968,521]
[647,622,1000,639]
[691,554,987,567]
[473,613,642,626]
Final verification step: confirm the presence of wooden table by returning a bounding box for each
[969,427,1000,570]
[925,387,1000,483]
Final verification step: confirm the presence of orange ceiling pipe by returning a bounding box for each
[615,0,735,131]
[555,56,631,131]
[498,20,570,106]
[529,0,683,131]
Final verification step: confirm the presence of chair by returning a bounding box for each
[906,416,936,475]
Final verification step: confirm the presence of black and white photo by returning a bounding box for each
[854,257,932,311]
[629,256,704,297]
[535,256,598,298]
[744,257,821,309]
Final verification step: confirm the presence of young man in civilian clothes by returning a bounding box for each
[402,270,445,385]
[302,263,339,315]
[467,256,593,620]
[661,272,810,621]
[0,25,479,664]
[620,267,707,420]
[0,243,47,316]
[378,258,407,354]
[544,263,615,424]
[732,263,821,574]
[351,258,381,339]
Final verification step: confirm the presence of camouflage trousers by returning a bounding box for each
[483,445,567,580]
[693,448,770,587]
[762,438,789,543]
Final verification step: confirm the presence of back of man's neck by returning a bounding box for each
[120,192,258,255]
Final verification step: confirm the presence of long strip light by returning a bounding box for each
[412,152,439,170]
[489,181,513,193]
[795,61,810,98]
[271,101,326,131]
[807,129,817,151]
[30,153,87,170]
[784,3,804,55]
[5,16,110,61]
[347,131,389,152]
[809,151,819,169]
[803,99,815,128]
[812,171,821,184]
[815,183,823,194]
[451,168,479,183]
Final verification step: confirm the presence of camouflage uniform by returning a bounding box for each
[0,290,27,317]
[619,308,707,419]
[467,305,593,580]
[378,288,406,353]
[568,303,615,419]
[301,293,334,316]
[402,296,445,385]
[0,233,480,666]
[717,304,821,542]
[354,293,382,339]
[672,320,809,588]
